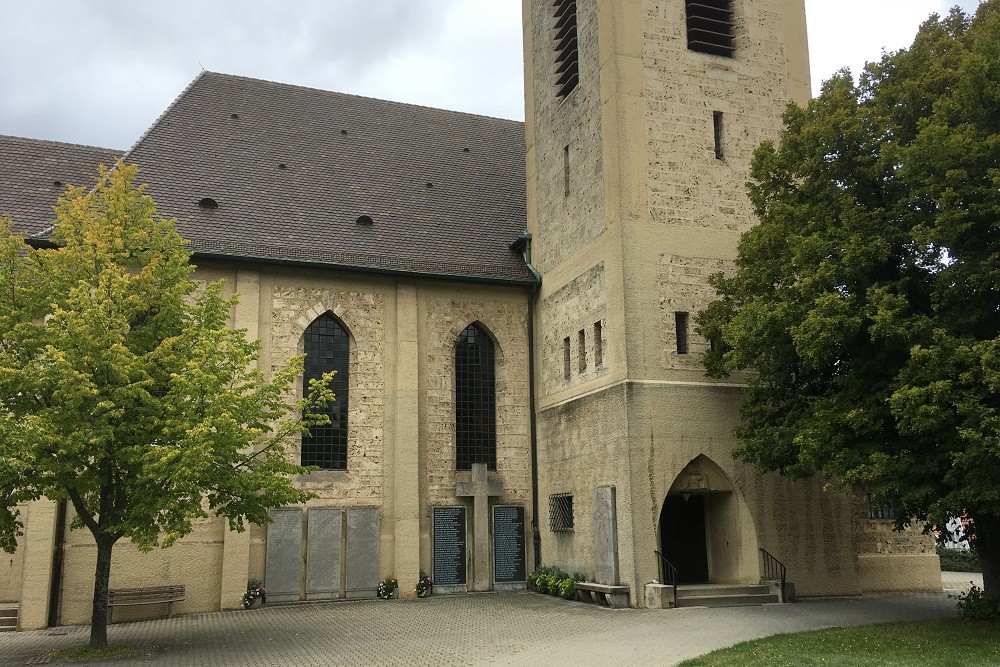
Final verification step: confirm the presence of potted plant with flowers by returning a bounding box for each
[377,577,398,599]
[242,579,266,609]
[415,571,433,598]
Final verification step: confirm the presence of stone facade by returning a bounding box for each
[524,0,938,604]
[6,0,942,630]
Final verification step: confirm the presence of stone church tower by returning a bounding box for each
[522,0,917,600]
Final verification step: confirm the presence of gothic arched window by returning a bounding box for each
[455,323,496,470]
[301,313,349,470]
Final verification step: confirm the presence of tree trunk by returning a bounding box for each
[973,513,1000,601]
[89,535,115,648]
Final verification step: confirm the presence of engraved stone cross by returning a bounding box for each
[455,462,503,591]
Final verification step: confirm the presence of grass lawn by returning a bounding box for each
[679,618,1000,667]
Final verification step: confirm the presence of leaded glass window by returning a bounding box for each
[455,324,496,470]
[301,313,349,470]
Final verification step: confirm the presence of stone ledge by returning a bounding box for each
[575,582,630,608]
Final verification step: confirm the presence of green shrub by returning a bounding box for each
[957,585,1000,620]
[936,545,981,572]
[558,577,575,599]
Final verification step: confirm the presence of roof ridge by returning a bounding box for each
[0,133,120,154]
[122,70,208,160]
[198,70,525,126]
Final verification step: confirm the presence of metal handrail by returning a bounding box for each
[654,550,678,608]
[759,548,787,603]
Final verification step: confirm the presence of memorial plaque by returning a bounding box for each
[345,507,380,599]
[432,506,467,588]
[264,508,302,603]
[492,505,526,585]
[306,507,342,600]
[593,486,620,585]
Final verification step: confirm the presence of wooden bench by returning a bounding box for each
[107,585,185,622]
[574,582,630,608]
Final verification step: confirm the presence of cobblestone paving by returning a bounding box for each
[0,591,957,666]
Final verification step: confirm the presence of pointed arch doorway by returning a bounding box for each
[658,455,759,585]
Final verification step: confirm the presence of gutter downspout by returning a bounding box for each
[511,232,543,571]
[47,500,67,627]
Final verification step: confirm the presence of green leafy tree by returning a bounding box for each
[698,3,1000,598]
[0,163,332,646]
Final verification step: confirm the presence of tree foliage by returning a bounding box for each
[697,3,1000,595]
[0,163,331,645]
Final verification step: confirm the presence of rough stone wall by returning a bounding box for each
[643,0,795,234]
[536,386,630,577]
[658,253,733,370]
[539,263,608,397]
[420,292,532,510]
[527,0,606,273]
[270,285,387,501]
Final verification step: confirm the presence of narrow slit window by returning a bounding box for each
[578,329,587,372]
[713,111,724,160]
[675,312,689,355]
[563,336,571,379]
[686,0,735,58]
[563,144,571,197]
[553,0,579,97]
[593,321,603,367]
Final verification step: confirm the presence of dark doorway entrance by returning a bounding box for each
[659,495,709,584]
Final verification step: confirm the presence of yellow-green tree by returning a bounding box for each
[0,163,330,647]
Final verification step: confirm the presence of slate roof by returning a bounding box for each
[0,135,121,236]
[121,72,534,284]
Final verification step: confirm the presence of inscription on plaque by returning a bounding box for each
[492,505,526,584]
[432,506,467,586]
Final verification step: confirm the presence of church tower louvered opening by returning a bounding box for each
[553,0,579,97]
[686,1,735,57]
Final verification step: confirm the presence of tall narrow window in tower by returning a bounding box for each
[686,1,735,57]
[675,312,690,355]
[563,336,571,379]
[713,111,724,159]
[593,321,603,366]
[553,0,579,97]
[456,324,496,470]
[578,328,587,372]
[302,313,350,469]
[563,144,571,196]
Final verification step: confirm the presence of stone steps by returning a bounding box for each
[0,605,18,631]
[675,584,778,608]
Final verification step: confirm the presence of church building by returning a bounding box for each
[0,0,939,629]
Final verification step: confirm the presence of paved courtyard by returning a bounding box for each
[0,587,965,667]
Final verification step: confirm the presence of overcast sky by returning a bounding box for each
[0,0,984,150]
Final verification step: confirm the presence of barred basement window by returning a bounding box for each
[675,312,690,355]
[553,0,579,97]
[549,493,574,532]
[456,323,496,471]
[866,494,897,521]
[301,313,350,470]
[686,0,735,58]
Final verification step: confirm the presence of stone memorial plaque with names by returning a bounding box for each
[492,505,526,586]
[593,486,620,585]
[345,507,380,599]
[306,507,342,600]
[432,506,467,588]
[264,508,302,603]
